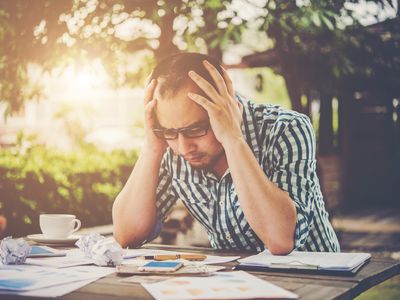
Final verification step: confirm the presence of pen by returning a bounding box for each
[143,254,207,261]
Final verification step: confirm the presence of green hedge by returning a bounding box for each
[0,145,137,238]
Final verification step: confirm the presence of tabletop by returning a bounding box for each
[2,243,399,300]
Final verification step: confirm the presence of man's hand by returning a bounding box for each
[144,78,167,155]
[187,61,243,147]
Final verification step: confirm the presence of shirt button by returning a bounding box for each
[226,234,232,241]
[219,201,223,206]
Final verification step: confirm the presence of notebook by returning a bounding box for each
[234,250,371,276]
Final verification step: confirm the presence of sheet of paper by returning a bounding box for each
[238,250,371,270]
[26,247,239,269]
[12,266,114,297]
[0,265,114,297]
[123,248,240,265]
[0,265,104,291]
[142,271,298,300]
[120,275,171,284]
[123,248,176,259]
[26,249,93,268]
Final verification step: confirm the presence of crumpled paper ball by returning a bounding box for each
[0,236,31,265]
[76,234,123,267]
[75,233,105,257]
[90,238,123,267]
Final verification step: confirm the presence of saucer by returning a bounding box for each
[27,234,81,245]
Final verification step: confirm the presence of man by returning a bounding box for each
[113,52,340,254]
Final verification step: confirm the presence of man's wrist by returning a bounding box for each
[141,144,166,161]
[221,134,246,151]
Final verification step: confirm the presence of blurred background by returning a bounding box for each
[0,1,399,297]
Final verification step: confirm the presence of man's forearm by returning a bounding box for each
[112,149,164,247]
[223,138,297,255]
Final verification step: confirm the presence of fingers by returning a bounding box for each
[202,60,228,96]
[144,79,157,104]
[144,98,156,117]
[188,71,220,102]
[144,98,157,127]
[188,92,217,112]
[145,72,153,86]
[221,66,235,97]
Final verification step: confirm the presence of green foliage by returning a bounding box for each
[1,0,397,115]
[247,68,291,108]
[0,0,246,113]
[0,1,72,113]
[258,0,399,95]
[0,145,138,238]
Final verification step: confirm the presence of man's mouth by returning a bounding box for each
[184,154,204,162]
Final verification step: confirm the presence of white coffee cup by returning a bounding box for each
[39,214,81,238]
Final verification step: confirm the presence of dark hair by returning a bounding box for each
[150,52,223,97]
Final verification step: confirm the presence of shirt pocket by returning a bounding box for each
[172,178,214,230]
[172,178,212,206]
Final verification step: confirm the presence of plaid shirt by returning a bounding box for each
[152,96,340,252]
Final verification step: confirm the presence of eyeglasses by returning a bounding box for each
[152,122,210,140]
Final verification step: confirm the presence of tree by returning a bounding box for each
[252,0,398,114]
[0,1,73,113]
[0,0,246,114]
[239,0,399,155]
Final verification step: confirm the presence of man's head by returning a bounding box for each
[150,52,223,99]
[150,52,226,172]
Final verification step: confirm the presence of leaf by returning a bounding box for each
[206,0,224,10]
[311,12,321,27]
[300,16,311,28]
[321,15,334,31]
[279,18,292,33]
[209,38,220,49]
[233,30,241,43]
[333,65,340,78]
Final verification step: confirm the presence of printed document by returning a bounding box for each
[238,250,370,271]
[0,265,114,297]
[142,270,297,300]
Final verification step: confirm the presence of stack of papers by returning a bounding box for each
[0,265,114,297]
[236,250,371,275]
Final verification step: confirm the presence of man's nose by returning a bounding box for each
[177,134,195,155]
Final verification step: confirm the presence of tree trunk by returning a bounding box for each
[319,93,334,154]
[284,74,304,114]
[208,47,223,62]
[154,11,179,62]
[398,0,400,17]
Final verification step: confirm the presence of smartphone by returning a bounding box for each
[28,246,67,258]
[138,261,183,272]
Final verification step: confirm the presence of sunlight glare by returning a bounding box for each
[75,69,96,89]
[55,60,110,103]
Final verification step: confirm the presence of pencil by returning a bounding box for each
[143,254,207,261]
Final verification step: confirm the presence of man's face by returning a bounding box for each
[154,82,225,170]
